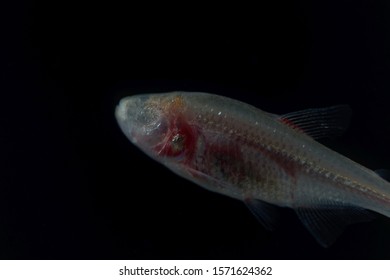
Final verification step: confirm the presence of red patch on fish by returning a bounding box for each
[153,115,199,163]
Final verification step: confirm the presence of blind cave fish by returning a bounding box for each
[115,91,390,247]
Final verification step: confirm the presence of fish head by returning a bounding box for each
[116,92,244,199]
[115,93,199,165]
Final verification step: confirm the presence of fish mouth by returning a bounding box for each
[115,94,163,144]
[115,95,147,124]
[115,95,146,143]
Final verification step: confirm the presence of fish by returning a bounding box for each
[115,91,390,247]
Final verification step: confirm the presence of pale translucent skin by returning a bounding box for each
[115,92,390,224]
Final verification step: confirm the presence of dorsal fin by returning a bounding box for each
[375,169,390,181]
[278,105,352,139]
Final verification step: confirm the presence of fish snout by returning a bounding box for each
[115,95,164,145]
[115,96,147,124]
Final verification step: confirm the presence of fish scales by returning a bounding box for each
[189,101,296,202]
[115,91,390,246]
[187,97,348,205]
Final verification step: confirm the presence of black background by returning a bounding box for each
[2,0,390,259]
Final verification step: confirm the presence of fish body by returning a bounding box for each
[115,91,390,246]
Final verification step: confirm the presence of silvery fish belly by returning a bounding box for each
[115,91,390,247]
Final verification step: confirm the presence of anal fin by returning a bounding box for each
[295,205,375,247]
[244,198,280,231]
